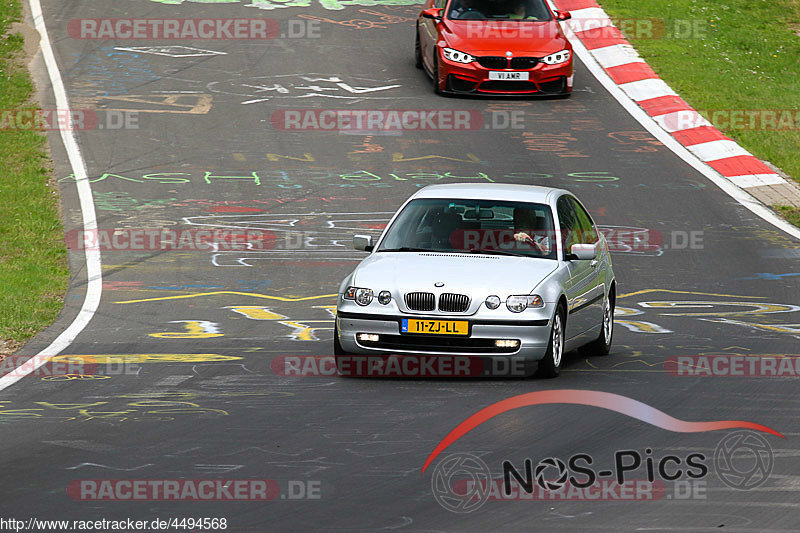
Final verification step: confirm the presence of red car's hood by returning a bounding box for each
[442,20,569,56]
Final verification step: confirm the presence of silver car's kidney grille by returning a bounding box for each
[438,293,470,313]
[405,292,435,311]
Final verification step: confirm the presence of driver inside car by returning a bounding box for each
[449,0,486,20]
[513,207,550,253]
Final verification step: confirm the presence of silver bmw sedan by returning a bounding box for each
[335,183,616,378]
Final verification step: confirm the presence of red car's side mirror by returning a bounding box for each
[422,7,443,20]
[555,10,572,21]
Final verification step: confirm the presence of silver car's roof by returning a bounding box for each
[410,183,568,203]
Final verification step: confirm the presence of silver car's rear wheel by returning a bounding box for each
[538,304,565,378]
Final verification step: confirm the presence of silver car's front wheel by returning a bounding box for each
[538,305,565,378]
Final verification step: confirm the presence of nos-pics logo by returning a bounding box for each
[431,431,774,513]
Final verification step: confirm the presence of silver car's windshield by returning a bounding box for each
[377,198,558,260]
[447,0,553,21]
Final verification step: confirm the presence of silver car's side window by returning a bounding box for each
[556,196,578,255]
[570,197,599,244]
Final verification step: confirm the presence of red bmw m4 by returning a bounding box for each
[415,0,574,96]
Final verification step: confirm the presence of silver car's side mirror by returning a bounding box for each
[570,243,597,261]
[353,234,374,252]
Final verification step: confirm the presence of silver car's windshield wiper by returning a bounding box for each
[467,248,529,258]
[378,247,438,253]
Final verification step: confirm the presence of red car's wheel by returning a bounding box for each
[414,26,423,69]
[432,53,441,94]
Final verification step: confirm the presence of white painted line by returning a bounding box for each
[686,139,753,162]
[652,110,712,133]
[591,44,645,69]
[729,174,787,188]
[0,0,103,391]
[618,78,678,101]
[550,1,800,241]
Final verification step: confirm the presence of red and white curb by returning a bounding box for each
[553,0,790,190]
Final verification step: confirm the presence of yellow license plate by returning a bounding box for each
[401,319,468,335]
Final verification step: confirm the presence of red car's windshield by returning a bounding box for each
[446,0,553,21]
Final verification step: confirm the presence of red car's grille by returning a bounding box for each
[476,56,508,69]
[478,80,539,93]
[476,56,540,69]
[510,57,540,69]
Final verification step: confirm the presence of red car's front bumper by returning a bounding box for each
[437,53,573,96]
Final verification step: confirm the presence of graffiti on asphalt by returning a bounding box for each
[207,74,403,104]
[148,0,422,12]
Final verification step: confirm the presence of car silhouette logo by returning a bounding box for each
[435,282,445,287]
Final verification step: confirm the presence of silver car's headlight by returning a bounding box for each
[378,291,392,305]
[506,295,544,313]
[443,47,475,64]
[485,295,502,310]
[344,286,374,306]
[541,49,571,65]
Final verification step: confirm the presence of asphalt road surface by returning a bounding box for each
[3,1,800,531]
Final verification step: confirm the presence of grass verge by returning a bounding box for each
[775,206,800,228]
[0,0,68,356]
[598,0,800,223]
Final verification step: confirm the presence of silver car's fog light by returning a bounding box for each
[506,295,544,313]
[358,333,379,342]
[485,295,501,309]
[495,339,520,348]
[378,291,392,305]
[355,288,373,306]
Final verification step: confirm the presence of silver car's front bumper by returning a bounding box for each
[336,312,552,361]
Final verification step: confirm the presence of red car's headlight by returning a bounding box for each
[443,47,475,64]
[541,49,571,65]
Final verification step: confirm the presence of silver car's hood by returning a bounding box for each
[353,252,558,296]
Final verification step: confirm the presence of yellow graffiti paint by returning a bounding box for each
[41,374,110,381]
[96,94,212,114]
[701,317,800,333]
[640,301,799,316]
[225,306,288,320]
[35,402,108,410]
[391,152,481,162]
[51,354,242,364]
[149,320,224,339]
[278,320,334,341]
[614,306,643,317]
[116,291,337,304]
[618,289,763,299]
[616,320,673,334]
[266,153,315,162]
[313,305,338,318]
